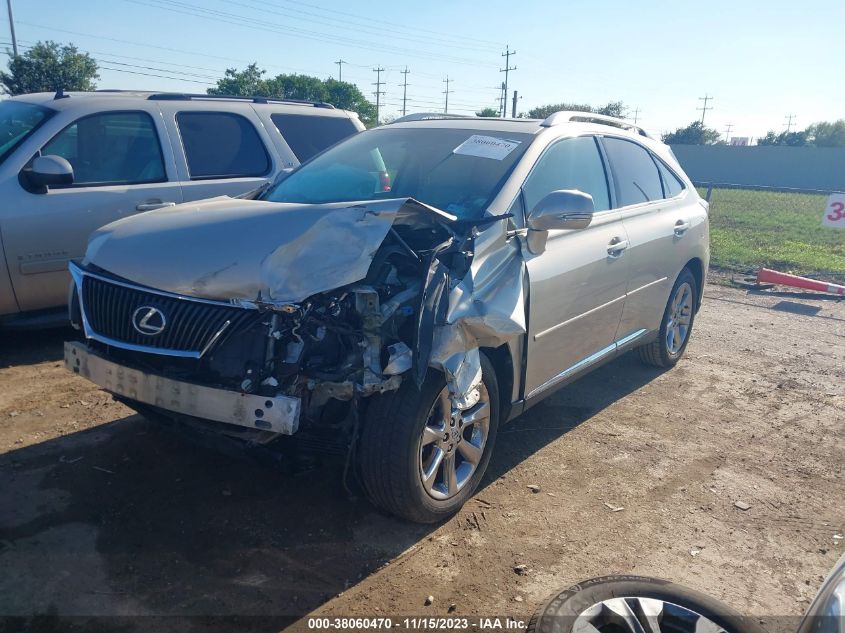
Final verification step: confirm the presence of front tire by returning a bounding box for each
[637,268,697,368]
[358,354,500,523]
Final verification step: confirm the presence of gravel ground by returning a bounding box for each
[0,282,843,633]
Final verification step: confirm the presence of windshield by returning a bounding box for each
[0,101,54,166]
[263,127,534,218]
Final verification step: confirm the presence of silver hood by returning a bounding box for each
[84,196,455,304]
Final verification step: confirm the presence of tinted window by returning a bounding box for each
[271,113,358,162]
[265,127,533,219]
[0,101,54,166]
[602,137,663,206]
[177,112,269,179]
[522,136,610,212]
[42,111,165,186]
[655,158,686,198]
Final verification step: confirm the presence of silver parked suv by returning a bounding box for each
[0,91,364,327]
[65,111,709,523]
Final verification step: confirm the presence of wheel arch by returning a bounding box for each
[683,257,705,312]
[480,343,515,423]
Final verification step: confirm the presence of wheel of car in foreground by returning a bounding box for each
[358,354,499,523]
[528,576,768,633]
[638,268,697,368]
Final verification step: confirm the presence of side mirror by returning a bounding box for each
[22,155,74,192]
[527,189,595,231]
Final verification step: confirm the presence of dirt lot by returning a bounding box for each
[1,282,843,633]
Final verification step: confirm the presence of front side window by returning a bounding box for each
[602,137,663,207]
[271,113,358,162]
[177,112,270,179]
[264,127,534,219]
[0,101,54,166]
[42,111,165,186]
[522,136,610,213]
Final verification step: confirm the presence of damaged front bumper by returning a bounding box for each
[64,341,301,435]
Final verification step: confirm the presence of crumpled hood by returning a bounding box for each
[84,196,455,304]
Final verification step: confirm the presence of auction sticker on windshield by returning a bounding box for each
[453,135,521,160]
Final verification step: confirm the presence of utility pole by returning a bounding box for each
[497,82,506,117]
[697,94,713,124]
[6,0,18,56]
[372,67,385,125]
[724,122,733,143]
[442,76,452,113]
[500,45,516,117]
[511,90,518,118]
[784,113,796,132]
[632,107,641,124]
[400,66,410,116]
[334,59,346,82]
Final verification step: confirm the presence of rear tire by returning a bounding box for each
[637,268,697,368]
[357,354,499,523]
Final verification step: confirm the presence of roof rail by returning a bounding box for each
[541,111,649,137]
[143,92,336,109]
[390,112,476,124]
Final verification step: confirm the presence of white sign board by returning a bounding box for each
[453,135,520,160]
[822,193,845,229]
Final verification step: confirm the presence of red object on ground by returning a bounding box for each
[757,268,845,296]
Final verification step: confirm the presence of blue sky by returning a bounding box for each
[1,0,842,140]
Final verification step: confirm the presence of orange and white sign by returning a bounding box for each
[823,193,845,229]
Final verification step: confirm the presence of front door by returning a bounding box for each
[0,108,183,312]
[522,136,629,399]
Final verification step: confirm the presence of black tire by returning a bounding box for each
[638,267,698,368]
[357,354,500,523]
[528,575,768,633]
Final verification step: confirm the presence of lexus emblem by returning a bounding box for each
[131,306,166,335]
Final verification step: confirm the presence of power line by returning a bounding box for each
[372,67,385,124]
[443,75,452,113]
[400,66,410,116]
[784,113,796,132]
[499,46,516,117]
[697,94,713,124]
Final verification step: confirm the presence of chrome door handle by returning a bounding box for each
[607,238,630,257]
[674,220,690,236]
[136,201,176,212]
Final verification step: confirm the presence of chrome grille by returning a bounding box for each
[79,273,258,357]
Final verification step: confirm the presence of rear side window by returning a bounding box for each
[522,136,610,213]
[602,137,663,207]
[42,111,165,186]
[271,113,358,162]
[655,158,686,198]
[176,112,270,179]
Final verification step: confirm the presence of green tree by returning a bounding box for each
[476,107,499,117]
[756,130,809,146]
[807,120,845,147]
[662,121,722,145]
[525,101,626,120]
[0,41,98,95]
[209,65,377,127]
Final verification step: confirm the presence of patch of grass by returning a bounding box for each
[700,187,845,279]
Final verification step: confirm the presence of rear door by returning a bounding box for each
[522,135,630,399]
[159,103,277,201]
[0,107,183,312]
[602,137,701,337]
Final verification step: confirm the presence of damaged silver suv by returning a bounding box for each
[65,111,709,523]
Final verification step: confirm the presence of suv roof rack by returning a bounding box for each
[390,112,476,124]
[541,111,649,137]
[144,92,336,108]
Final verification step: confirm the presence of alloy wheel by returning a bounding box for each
[573,596,727,633]
[666,282,693,355]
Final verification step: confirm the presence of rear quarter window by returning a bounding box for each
[270,113,358,162]
[176,111,270,179]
